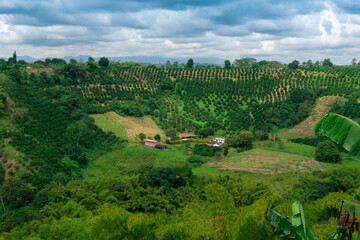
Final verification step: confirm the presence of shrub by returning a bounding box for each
[315,140,341,163]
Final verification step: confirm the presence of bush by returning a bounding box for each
[315,140,341,163]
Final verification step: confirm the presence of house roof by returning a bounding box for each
[145,139,158,143]
[178,133,196,138]
[207,141,217,146]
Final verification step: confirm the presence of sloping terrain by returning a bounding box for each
[278,96,342,139]
[91,112,165,140]
[205,147,326,174]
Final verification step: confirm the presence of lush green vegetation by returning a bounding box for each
[0,56,360,239]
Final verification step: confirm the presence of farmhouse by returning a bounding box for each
[178,133,196,140]
[144,139,158,147]
[207,141,220,147]
[213,138,225,145]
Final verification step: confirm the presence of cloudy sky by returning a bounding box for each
[1,0,360,64]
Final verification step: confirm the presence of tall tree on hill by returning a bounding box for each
[99,57,109,67]
[322,58,333,67]
[224,60,231,68]
[187,59,194,68]
[13,51,17,64]
[288,60,300,69]
[234,57,256,68]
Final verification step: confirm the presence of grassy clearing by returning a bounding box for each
[261,141,315,157]
[205,148,327,174]
[90,112,165,141]
[90,112,128,140]
[278,96,342,139]
[83,144,190,180]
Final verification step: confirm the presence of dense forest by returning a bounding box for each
[0,55,360,239]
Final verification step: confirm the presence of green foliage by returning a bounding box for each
[154,134,161,141]
[266,201,318,240]
[234,57,256,68]
[192,144,221,157]
[315,140,341,163]
[313,113,360,159]
[160,77,173,91]
[2,178,35,209]
[288,60,300,69]
[186,59,194,68]
[224,60,231,68]
[230,131,254,148]
[98,57,109,67]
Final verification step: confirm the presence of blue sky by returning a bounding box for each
[1,0,360,64]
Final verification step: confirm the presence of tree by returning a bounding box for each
[224,60,231,68]
[160,77,173,90]
[288,60,300,69]
[322,58,333,67]
[99,57,109,67]
[315,140,341,163]
[138,133,146,141]
[230,131,254,148]
[2,178,35,209]
[165,60,171,68]
[352,58,357,65]
[154,134,161,141]
[165,128,177,139]
[173,61,179,68]
[187,59,194,68]
[234,57,256,68]
[12,51,17,64]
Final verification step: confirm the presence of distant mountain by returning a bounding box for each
[1,55,226,65]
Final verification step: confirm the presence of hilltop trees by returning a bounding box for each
[322,58,333,67]
[234,57,256,68]
[187,59,194,68]
[224,60,231,68]
[288,60,300,69]
[99,57,109,67]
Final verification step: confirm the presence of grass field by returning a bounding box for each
[205,147,327,174]
[90,112,128,140]
[278,96,342,139]
[261,141,315,157]
[83,144,190,179]
[90,112,165,141]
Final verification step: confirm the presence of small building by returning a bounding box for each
[145,139,158,148]
[206,141,219,147]
[213,138,225,144]
[178,133,196,140]
[273,66,283,70]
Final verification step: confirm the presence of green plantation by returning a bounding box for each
[1,57,360,239]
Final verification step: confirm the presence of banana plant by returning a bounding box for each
[329,200,360,240]
[266,200,360,240]
[312,113,360,159]
[265,201,318,240]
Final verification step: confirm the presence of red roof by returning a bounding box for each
[178,133,196,138]
[145,139,158,143]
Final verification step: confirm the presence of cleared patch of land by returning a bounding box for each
[83,145,189,179]
[205,148,326,175]
[90,112,128,139]
[278,96,342,139]
[90,112,165,140]
[261,141,315,157]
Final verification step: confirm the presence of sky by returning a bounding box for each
[1,0,360,64]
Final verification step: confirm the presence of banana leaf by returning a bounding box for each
[313,113,360,158]
[337,200,360,232]
[266,201,318,240]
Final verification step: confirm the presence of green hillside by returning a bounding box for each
[1,59,360,239]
